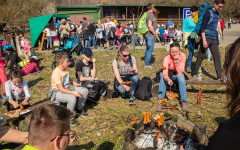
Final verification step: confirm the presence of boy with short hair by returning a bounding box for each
[21,104,74,150]
[50,52,88,126]
[75,48,107,102]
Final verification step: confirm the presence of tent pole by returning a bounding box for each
[39,32,45,51]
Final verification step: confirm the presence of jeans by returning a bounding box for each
[158,72,187,102]
[144,35,155,66]
[186,37,196,67]
[115,74,139,96]
[194,38,222,79]
[47,36,52,47]
[88,35,94,48]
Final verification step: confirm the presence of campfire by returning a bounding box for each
[124,112,207,150]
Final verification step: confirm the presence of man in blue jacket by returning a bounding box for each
[193,0,225,80]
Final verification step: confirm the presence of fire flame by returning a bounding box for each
[143,112,151,124]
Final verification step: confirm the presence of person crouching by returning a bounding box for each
[112,45,139,105]
[156,42,187,111]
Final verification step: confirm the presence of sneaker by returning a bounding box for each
[156,104,163,112]
[181,101,188,111]
[129,96,136,105]
[121,93,127,99]
[80,110,89,117]
[186,66,191,73]
[70,118,79,127]
[144,65,153,69]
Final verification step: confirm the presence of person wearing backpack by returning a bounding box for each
[143,3,158,69]
[112,45,139,105]
[156,42,187,112]
[193,0,225,80]
[182,6,199,73]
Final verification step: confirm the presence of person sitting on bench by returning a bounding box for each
[112,45,139,105]
[157,42,187,112]
[49,52,88,126]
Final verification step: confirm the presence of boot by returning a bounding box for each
[156,104,163,112]
[182,101,188,111]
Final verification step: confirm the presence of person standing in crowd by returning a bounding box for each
[207,37,240,150]
[59,19,70,47]
[159,24,166,44]
[81,17,89,47]
[87,20,96,48]
[167,18,174,28]
[219,18,224,38]
[55,19,61,40]
[182,6,198,73]
[228,17,232,29]
[156,42,187,112]
[96,19,104,49]
[112,45,139,105]
[21,104,76,150]
[193,0,225,80]
[44,23,53,50]
[0,47,7,99]
[144,3,158,69]
[104,17,116,50]
[67,19,76,34]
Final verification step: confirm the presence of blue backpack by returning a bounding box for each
[3,44,14,50]
[195,2,214,35]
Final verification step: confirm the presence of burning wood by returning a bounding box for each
[124,115,207,149]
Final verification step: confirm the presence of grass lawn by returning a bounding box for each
[0,47,227,150]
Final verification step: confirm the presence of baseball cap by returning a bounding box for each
[82,48,93,57]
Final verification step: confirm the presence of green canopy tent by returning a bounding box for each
[28,14,69,47]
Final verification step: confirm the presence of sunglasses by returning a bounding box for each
[121,53,131,57]
[50,130,76,142]
[218,4,224,8]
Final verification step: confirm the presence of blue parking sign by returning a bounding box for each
[183,8,191,21]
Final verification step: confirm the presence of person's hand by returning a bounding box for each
[203,40,208,48]
[94,78,98,80]
[167,79,174,86]
[182,36,185,42]
[123,85,131,92]
[13,102,19,109]
[91,58,96,63]
[72,91,82,97]
[21,101,29,105]
[129,70,136,75]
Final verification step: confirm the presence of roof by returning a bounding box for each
[56,4,191,9]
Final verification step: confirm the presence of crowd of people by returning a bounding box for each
[1,0,240,149]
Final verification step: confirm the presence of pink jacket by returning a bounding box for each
[162,52,186,80]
